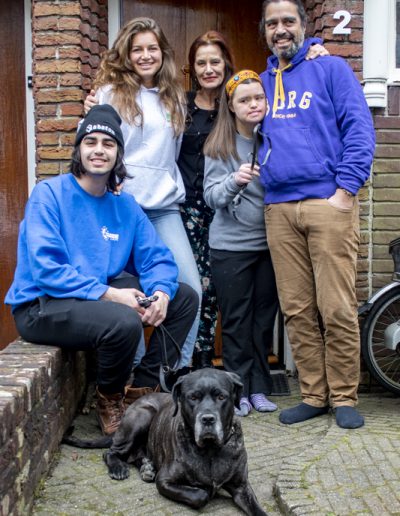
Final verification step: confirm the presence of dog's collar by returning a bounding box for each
[224,426,235,444]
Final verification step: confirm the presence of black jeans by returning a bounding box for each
[13,277,198,393]
[210,249,279,397]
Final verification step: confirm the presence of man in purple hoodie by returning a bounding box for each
[258,0,375,429]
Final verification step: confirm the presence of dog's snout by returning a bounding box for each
[201,413,216,426]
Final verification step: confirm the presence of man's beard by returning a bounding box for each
[270,33,305,61]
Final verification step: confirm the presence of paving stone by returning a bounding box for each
[32,378,400,515]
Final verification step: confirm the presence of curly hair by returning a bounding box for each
[93,17,186,136]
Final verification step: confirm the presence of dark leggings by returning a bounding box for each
[13,277,198,393]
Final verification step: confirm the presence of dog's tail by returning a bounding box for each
[62,427,112,449]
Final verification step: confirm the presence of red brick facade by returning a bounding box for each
[32,0,108,177]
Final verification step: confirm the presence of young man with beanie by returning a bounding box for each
[258,0,375,429]
[5,104,198,435]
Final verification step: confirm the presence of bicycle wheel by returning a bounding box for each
[361,284,400,395]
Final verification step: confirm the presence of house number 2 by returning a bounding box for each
[333,10,352,35]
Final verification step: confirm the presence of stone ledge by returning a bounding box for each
[0,338,86,516]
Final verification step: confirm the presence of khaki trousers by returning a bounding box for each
[265,199,360,408]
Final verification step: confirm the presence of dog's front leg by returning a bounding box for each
[156,470,210,509]
[104,450,130,480]
[227,482,268,516]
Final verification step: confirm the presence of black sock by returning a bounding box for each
[335,406,364,429]
[279,402,329,424]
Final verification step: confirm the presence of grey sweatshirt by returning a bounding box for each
[203,133,268,252]
[96,85,185,210]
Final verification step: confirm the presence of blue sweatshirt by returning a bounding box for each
[259,38,375,204]
[5,174,179,310]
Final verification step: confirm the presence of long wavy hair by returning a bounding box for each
[188,30,235,101]
[204,78,261,162]
[93,17,186,136]
[70,145,127,193]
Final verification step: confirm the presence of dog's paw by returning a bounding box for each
[107,462,130,481]
[103,451,130,481]
[140,458,156,482]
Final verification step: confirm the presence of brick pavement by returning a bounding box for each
[32,378,400,516]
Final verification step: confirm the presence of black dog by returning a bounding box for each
[104,368,267,515]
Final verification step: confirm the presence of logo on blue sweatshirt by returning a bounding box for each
[101,226,119,242]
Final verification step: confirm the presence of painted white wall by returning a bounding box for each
[363,0,399,107]
[108,0,120,46]
[25,0,35,193]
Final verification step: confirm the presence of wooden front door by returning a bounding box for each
[121,1,268,360]
[0,0,28,347]
[121,0,267,79]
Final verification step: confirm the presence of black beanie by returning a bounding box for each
[75,104,124,148]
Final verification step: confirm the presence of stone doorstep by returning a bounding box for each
[0,339,86,515]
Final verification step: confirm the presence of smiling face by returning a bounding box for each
[129,30,163,87]
[229,81,267,137]
[194,44,226,93]
[264,0,305,67]
[80,132,118,177]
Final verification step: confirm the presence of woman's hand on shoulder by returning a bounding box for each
[84,89,99,114]
[306,43,330,60]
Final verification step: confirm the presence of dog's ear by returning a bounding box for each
[172,376,184,417]
[225,372,243,409]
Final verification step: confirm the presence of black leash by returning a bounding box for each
[232,123,260,211]
[155,323,182,393]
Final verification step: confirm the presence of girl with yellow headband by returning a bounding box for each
[203,70,279,416]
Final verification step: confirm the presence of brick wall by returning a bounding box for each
[305,0,364,77]
[0,340,86,515]
[32,0,108,180]
[371,88,400,289]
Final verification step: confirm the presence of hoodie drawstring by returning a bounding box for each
[272,63,292,117]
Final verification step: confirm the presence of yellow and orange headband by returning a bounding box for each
[225,70,262,97]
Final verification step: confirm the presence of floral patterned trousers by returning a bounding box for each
[180,198,218,353]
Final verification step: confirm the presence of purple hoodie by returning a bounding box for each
[259,38,375,204]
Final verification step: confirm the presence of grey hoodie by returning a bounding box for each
[96,85,185,210]
[203,133,268,252]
